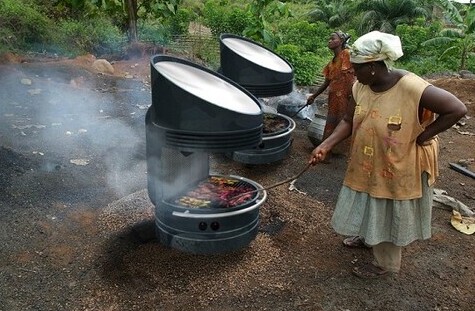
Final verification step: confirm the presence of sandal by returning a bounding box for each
[352,263,389,279]
[342,236,371,248]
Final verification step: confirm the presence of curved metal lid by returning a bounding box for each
[219,34,294,97]
[154,61,261,115]
[221,37,292,74]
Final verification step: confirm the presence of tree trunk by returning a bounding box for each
[460,46,467,71]
[125,0,138,43]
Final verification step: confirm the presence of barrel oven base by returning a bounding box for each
[155,216,259,254]
[227,139,292,165]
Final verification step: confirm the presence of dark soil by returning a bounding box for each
[0,55,474,311]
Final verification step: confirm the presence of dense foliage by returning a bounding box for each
[0,0,55,53]
[1,0,474,85]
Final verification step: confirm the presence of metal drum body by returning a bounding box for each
[155,175,266,254]
[147,55,268,254]
[229,113,296,165]
[150,54,263,153]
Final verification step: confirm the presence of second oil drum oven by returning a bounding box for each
[146,55,268,254]
[219,33,294,98]
[219,34,296,164]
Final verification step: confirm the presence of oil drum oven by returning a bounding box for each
[219,34,296,164]
[146,55,267,254]
[219,33,294,98]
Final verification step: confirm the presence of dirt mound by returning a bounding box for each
[0,52,24,64]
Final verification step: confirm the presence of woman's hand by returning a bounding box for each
[416,135,430,146]
[309,145,330,165]
[306,94,316,106]
[416,134,436,146]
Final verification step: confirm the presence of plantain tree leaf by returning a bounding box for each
[422,37,454,47]
[439,45,460,59]
[466,7,475,34]
[440,28,465,38]
[433,0,463,25]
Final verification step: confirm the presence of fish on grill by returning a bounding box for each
[175,176,256,208]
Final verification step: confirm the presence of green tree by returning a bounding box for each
[0,0,54,52]
[356,0,429,34]
[275,44,322,85]
[422,0,475,70]
[53,0,185,42]
[307,0,358,28]
[242,0,292,48]
[279,20,330,52]
[395,21,441,58]
[201,0,250,37]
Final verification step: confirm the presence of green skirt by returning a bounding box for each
[331,173,433,247]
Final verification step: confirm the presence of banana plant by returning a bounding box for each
[422,0,475,70]
[242,0,291,49]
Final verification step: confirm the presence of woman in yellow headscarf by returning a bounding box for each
[308,31,467,278]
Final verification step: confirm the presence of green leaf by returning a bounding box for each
[439,45,460,59]
[422,37,455,47]
[433,0,463,25]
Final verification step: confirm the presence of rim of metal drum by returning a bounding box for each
[243,84,294,98]
[165,175,267,216]
[262,113,296,141]
[220,34,293,74]
[151,120,263,137]
[150,120,263,151]
[171,191,266,219]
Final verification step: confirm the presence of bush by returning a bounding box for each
[54,16,126,57]
[202,0,250,37]
[279,20,330,53]
[138,20,172,45]
[396,23,441,59]
[275,44,325,85]
[395,22,464,75]
[163,8,194,36]
[0,0,55,53]
[399,55,458,76]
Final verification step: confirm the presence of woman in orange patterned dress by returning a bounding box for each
[307,31,355,154]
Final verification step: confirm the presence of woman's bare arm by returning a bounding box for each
[307,79,330,105]
[309,95,355,164]
[417,85,467,145]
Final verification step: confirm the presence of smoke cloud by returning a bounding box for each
[0,64,149,198]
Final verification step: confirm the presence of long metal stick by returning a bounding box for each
[289,104,308,118]
[449,162,475,180]
[229,163,312,200]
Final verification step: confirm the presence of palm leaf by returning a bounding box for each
[440,28,465,38]
[466,7,475,34]
[433,0,463,24]
[308,9,326,21]
[328,15,342,26]
[380,20,394,33]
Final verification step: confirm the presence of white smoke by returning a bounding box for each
[1,66,149,197]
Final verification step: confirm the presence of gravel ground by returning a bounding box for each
[0,56,474,311]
